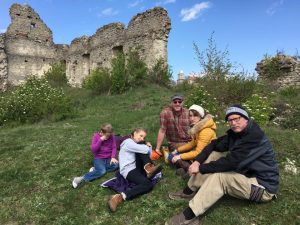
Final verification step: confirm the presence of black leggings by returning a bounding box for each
[124,153,154,200]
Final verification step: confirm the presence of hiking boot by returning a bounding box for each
[108,194,123,212]
[144,163,163,179]
[72,176,84,188]
[169,189,196,201]
[165,211,203,225]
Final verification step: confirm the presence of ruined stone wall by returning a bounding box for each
[66,7,171,87]
[0,34,8,92]
[256,54,300,88]
[66,36,90,87]
[4,3,68,87]
[125,7,171,68]
[0,3,171,89]
[67,23,125,86]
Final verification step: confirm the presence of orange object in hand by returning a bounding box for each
[150,150,162,160]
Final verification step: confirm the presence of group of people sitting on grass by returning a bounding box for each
[72,93,279,225]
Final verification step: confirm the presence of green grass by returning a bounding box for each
[0,85,300,225]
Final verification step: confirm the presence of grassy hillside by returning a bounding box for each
[0,85,299,225]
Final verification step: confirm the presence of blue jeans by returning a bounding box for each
[83,158,119,182]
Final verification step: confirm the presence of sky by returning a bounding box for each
[0,0,299,80]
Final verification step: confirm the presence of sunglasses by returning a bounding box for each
[172,100,182,104]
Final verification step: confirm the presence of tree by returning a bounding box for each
[193,32,233,80]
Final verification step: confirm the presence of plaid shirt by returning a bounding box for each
[160,106,191,143]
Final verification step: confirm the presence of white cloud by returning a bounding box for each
[266,0,284,16]
[156,0,176,6]
[180,2,211,22]
[0,28,7,33]
[128,0,143,8]
[99,8,119,17]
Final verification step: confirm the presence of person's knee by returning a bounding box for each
[94,168,106,176]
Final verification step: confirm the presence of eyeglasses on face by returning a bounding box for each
[227,116,241,123]
[173,100,182,104]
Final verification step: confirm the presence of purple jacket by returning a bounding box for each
[90,133,117,159]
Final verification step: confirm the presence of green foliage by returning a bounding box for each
[195,74,256,108]
[0,76,73,125]
[126,48,148,87]
[261,54,282,80]
[0,85,299,225]
[148,58,172,87]
[44,62,68,87]
[82,68,111,94]
[272,86,300,130]
[185,84,220,120]
[172,80,192,92]
[243,94,275,126]
[193,32,233,80]
[111,52,127,94]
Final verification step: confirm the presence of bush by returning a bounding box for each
[126,48,148,87]
[148,58,172,87]
[185,84,220,121]
[193,74,256,109]
[44,62,68,87]
[271,86,300,130]
[243,93,275,126]
[111,53,127,94]
[193,32,233,80]
[261,54,282,80]
[82,68,111,94]
[0,76,73,125]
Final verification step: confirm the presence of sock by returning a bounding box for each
[121,192,126,200]
[183,186,194,195]
[183,207,196,220]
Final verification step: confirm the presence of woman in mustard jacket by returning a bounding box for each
[170,104,217,178]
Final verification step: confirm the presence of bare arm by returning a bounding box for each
[155,128,166,151]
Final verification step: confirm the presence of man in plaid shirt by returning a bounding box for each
[155,94,191,152]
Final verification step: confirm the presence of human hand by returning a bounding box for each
[110,158,118,165]
[101,133,110,140]
[172,154,181,163]
[146,142,152,148]
[171,150,178,155]
[188,161,200,176]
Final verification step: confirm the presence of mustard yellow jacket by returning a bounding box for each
[177,114,216,161]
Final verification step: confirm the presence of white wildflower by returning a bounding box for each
[284,158,298,175]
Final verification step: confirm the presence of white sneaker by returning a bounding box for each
[89,167,95,172]
[72,176,83,188]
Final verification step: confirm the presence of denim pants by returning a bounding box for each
[83,158,119,182]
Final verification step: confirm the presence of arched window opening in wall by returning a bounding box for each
[30,22,36,28]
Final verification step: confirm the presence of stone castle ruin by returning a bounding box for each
[255,54,300,88]
[0,3,171,91]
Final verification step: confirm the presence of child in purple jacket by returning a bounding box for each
[72,123,119,188]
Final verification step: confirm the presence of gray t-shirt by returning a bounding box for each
[119,138,151,178]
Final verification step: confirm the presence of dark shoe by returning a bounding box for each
[169,189,196,201]
[165,211,203,225]
[108,194,123,212]
[144,163,163,179]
